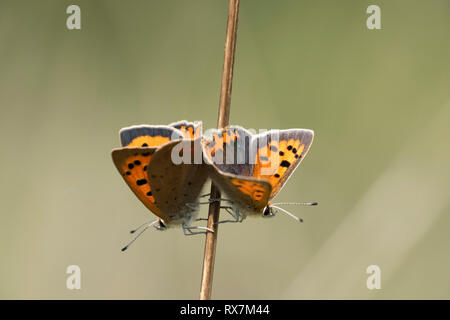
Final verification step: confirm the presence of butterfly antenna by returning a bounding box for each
[122,220,158,252]
[271,202,318,206]
[271,205,303,223]
[129,219,157,234]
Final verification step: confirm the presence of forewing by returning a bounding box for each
[119,125,184,147]
[112,124,185,219]
[111,147,163,218]
[169,120,203,139]
[203,126,254,176]
[252,129,314,199]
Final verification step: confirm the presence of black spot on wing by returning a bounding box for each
[280,160,291,168]
[136,179,147,186]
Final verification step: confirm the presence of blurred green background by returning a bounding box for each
[1,0,449,299]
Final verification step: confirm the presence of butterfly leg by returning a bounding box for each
[184,225,214,234]
[182,216,214,236]
[191,201,235,222]
[188,198,234,209]
[195,206,239,223]
[182,225,214,236]
[200,193,211,198]
[229,207,244,223]
[221,206,237,219]
[216,206,242,224]
[200,194,234,203]
[182,227,210,236]
[191,198,234,207]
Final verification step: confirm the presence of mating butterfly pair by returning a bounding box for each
[111,120,315,250]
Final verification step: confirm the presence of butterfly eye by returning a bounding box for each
[156,220,167,230]
[262,206,275,218]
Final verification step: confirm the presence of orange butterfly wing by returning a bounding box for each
[205,168,271,213]
[204,127,314,209]
[112,125,186,219]
[112,147,163,218]
[203,127,271,213]
[119,125,184,147]
[252,129,314,199]
[169,120,202,139]
[147,138,209,221]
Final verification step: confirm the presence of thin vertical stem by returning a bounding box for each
[199,0,240,300]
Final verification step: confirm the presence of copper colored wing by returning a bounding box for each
[147,138,209,222]
[203,126,254,176]
[203,126,271,212]
[251,129,314,199]
[119,125,184,147]
[111,147,163,219]
[169,120,203,139]
[207,168,272,213]
[112,125,186,219]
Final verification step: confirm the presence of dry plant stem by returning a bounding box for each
[199,0,240,300]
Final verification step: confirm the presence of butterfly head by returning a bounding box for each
[155,219,168,231]
[262,202,276,218]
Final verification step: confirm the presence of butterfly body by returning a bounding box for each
[203,126,314,221]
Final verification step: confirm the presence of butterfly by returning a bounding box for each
[111,120,211,250]
[202,126,315,222]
